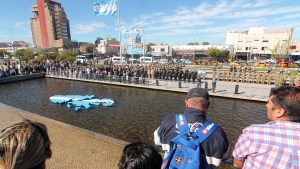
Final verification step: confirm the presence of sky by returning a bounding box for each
[1,0,300,45]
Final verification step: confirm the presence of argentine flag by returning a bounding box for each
[121,25,142,39]
[93,0,117,16]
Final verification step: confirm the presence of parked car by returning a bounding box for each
[128,58,139,64]
[208,61,220,66]
[75,55,87,63]
[264,58,275,63]
[184,59,192,65]
[159,59,169,64]
[111,56,126,64]
[254,62,271,67]
[276,58,292,63]
[295,60,300,66]
[230,60,246,67]
[278,61,295,68]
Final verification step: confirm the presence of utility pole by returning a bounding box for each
[193,38,196,60]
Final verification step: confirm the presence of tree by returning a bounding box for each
[219,50,229,60]
[56,50,76,62]
[207,47,219,58]
[187,42,199,45]
[15,49,34,62]
[271,41,289,60]
[0,49,8,58]
[202,42,209,45]
[161,54,167,59]
[85,44,95,53]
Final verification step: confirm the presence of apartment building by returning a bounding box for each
[30,0,71,48]
[226,27,294,60]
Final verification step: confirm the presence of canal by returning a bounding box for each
[0,78,268,167]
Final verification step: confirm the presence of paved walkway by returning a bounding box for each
[46,73,275,102]
[0,103,125,169]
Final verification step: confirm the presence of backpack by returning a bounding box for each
[162,114,218,169]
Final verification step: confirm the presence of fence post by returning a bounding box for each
[234,85,239,94]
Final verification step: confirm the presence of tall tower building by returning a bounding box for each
[30,0,71,48]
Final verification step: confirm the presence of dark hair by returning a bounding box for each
[118,142,162,169]
[271,86,300,122]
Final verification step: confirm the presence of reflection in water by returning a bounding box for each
[0,78,269,168]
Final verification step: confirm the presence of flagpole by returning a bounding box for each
[118,0,122,62]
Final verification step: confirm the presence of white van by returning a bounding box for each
[140,56,153,64]
[111,56,126,64]
[76,55,87,63]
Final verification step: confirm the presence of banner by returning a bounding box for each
[93,0,117,16]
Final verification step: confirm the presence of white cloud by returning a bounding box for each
[101,0,300,43]
[72,22,109,34]
[14,21,29,28]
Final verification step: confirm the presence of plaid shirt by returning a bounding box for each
[233,120,300,169]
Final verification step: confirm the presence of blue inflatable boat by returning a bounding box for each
[50,95,114,111]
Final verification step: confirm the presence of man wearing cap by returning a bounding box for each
[154,88,230,169]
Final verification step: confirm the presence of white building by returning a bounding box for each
[96,38,119,56]
[226,27,294,60]
[149,44,170,57]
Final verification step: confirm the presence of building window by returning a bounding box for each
[238,41,243,42]
[263,40,269,42]
[246,41,252,43]
[290,45,296,49]
[245,47,251,50]
[262,47,268,50]
[253,47,257,49]
[160,48,165,52]
[254,40,259,41]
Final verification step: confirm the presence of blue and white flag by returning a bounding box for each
[93,0,117,16]
[121,25,142,38]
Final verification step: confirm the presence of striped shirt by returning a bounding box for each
[233,120,300,169]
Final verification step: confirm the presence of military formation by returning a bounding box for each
[212,70,299,87]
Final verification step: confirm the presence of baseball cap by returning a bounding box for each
[186,88,209,100]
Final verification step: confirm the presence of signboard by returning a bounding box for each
[175,50,194,55]
[108,44,120,48]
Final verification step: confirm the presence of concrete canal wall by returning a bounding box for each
[0,73,45,84]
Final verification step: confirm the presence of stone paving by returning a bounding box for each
[46,73,275,102]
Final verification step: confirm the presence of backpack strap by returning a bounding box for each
[175,114,190,136]
[193,120,218,143]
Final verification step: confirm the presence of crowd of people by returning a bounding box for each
[1,86,299,169]
[0,62,47,78]
[46,61,209,85]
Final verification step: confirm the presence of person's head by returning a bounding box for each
[0,120,52,169]
[118,141,162,169]
[266,86,300,122]
[297,80,300,89]
[185,88,210,112]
